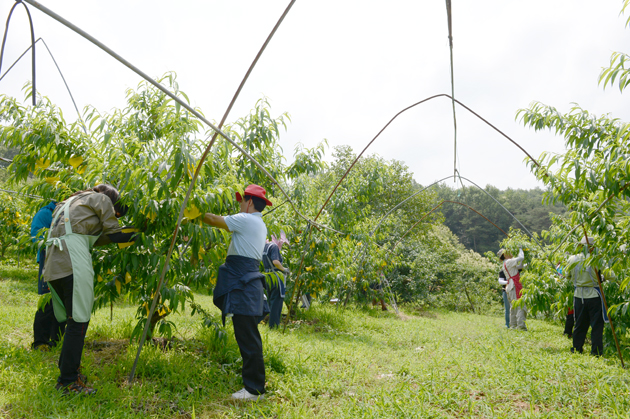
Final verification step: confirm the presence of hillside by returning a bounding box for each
[435,185,567,255]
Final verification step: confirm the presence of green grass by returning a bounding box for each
[1,263,629,418]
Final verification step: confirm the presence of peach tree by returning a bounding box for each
[0,74,323,338]
[513,1,630,349]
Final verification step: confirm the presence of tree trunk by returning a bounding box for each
[462,280,475,313]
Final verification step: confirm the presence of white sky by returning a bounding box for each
[1,0,628,190]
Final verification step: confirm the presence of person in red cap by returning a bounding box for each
[202,184,272,402]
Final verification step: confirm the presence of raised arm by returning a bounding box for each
[514,248,525,268]
[203,213,230,231]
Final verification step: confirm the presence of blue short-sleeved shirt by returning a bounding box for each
[224,212,267,260]
[262,242,282,271]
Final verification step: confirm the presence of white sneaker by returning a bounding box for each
[231,388,264,401]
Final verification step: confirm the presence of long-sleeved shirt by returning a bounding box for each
[567,253,600,300]
[30,201,56,263]
[502,249,524,279]
[43,192,122,281]
[502,249,524,297]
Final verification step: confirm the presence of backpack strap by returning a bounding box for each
[263,243,277,272]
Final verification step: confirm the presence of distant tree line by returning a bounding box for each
[0,146,19,168]
[433,184,566,255]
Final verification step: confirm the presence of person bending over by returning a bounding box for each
[45,185,138,395]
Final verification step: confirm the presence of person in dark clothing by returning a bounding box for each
[556,263,574,338]
[370,282,387,311]
[30,201,66,350]
[45,185,138,395]
[563,309,575,338]
[203,184,271,402]
[262,233,289,328]
[567,236,606,356]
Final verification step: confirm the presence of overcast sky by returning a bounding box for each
[1,0,628,191]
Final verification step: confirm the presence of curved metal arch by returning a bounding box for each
[313,93,541,224]
[0,37,82,122]
[287,91,545,319]
[0,0,36,105]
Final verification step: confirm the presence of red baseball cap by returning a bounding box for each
[235,184,273,206]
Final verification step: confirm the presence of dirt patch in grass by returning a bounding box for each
[468,390,486,400]
[407,307,439,319]
[86,339,128,367]
[130,399,191,417]
[500,394,541,414]
[397,313,414,321]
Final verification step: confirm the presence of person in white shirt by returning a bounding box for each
[497,248,527,330]
[203,184,272,401]
[567,236,606,356]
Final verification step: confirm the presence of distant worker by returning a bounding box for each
[262,231,289,328]
[564,308,575,338]
[204,184,271,401]
[556,263,574,338]
[497,248,527,330]
[567,236,606,356]
[31,201,65,350]
[370,282,388,311]
[45,185,137,395]
[498,269,509,328]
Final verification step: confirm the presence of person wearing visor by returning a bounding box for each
[567,236,606,356]
[262,231,290,328]
[44,184,139,395]
[203,184,271,402]
[497,247,527,330]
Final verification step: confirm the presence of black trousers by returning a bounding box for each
[33,300,66,348]
[232,315,265,394]
[49,275,90,385]
[573,296,604,356]
[33,252,66,348]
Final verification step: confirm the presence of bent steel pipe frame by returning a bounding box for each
[286,93,543,329]
[0,0,36,106]
[0,37,81,123]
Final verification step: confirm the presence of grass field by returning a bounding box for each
[1,256,629,418]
